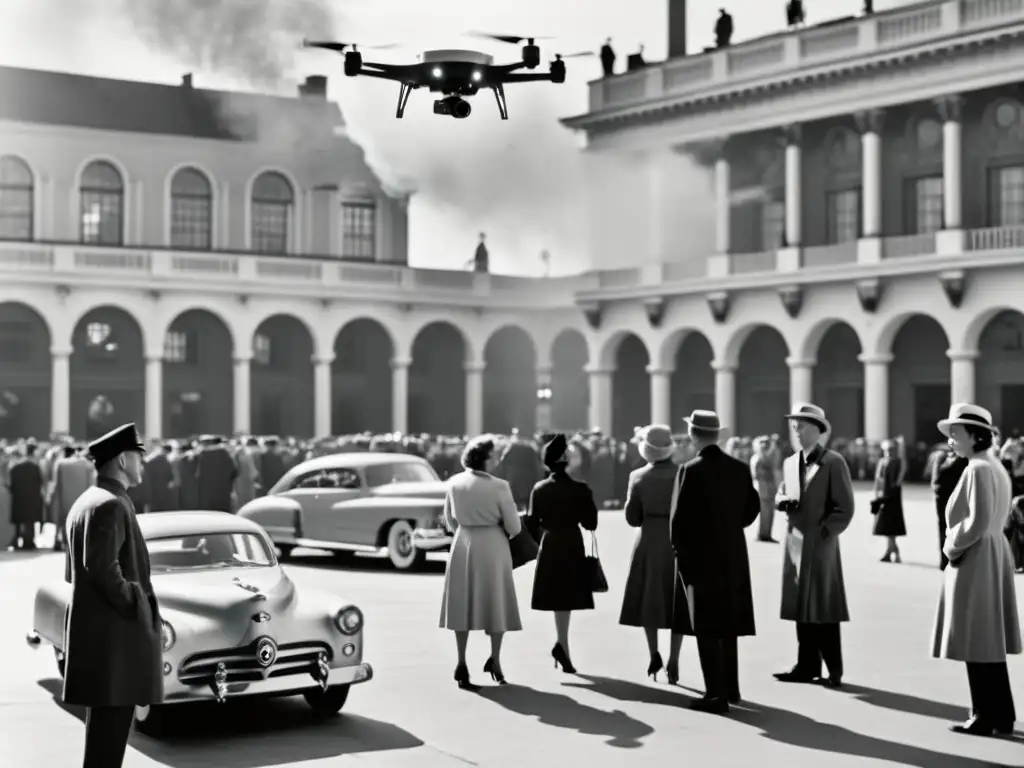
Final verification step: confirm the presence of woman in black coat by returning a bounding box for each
[873,439,906,562]
[527,434,599,673]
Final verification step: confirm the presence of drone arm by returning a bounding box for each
[496,72,555,83]
[353,68,409,82]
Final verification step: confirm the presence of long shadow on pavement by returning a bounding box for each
[475,683,653,748]
[39,678,422,768]
[284,552,447,575]
[561,674,694,709]
[836,682,968,721]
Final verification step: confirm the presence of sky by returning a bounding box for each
[0,0,916,275]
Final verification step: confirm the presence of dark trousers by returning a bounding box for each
[966,662,1016,727]
[936,500,949,570]
[696,635,739,701]
[795,622,843,678]
[83,705,134,768]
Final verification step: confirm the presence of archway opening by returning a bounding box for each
[483,326,537,435]
[332,319,394,434]
[71,307,144,439]
[163,310,233,438]
[409,322,466,435]
[670,332,714,424]
[889,314,949,445]
[736,325,789,436]
[612,334,650,440]
[0,302,51,439]
[812,322,864,439]
[550,329,589,431]
[250,315,314,437]
[976,310,1024,434]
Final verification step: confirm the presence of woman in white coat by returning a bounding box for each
[931,403,1021,737]
[439,435,522,689]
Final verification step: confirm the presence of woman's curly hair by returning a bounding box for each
[461,435,496,472]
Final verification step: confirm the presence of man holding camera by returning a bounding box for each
[773,403,855,688]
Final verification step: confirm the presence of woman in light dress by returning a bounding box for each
[439,436,522,689]
[931,403,1020,737]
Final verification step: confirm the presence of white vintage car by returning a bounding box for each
[27,511,373,734]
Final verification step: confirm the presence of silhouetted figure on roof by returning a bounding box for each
[627,44,647,71]
[863,0,874,13]
[715,9,734,48]
[600,38,616,77]
[466,232,489,273]
[786,0,806,28]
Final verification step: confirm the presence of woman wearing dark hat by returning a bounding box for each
[618,425,683,682]
[527,433,599,673]
[931,403,1020,736]
[871,439,906,562]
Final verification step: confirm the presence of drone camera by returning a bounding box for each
[434,95,472,118]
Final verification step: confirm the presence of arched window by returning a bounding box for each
[170,167,213,250]
[904,116,944,234]
[0,156,34,241]
[250,172,293,254]
[80,160,124,245]
[985,99,1024,227]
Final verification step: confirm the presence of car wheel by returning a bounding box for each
[303,684,350,715]
[133,704,168,736]
[54,648,65,678]
[386,520,424,571]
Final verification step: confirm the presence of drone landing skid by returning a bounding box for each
[396,82,413,119]
[493,83,509,120]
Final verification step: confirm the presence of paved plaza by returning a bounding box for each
[1,484,1021,767]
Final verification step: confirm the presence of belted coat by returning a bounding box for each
[63,477,164,707]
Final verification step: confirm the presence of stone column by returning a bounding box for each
[857,109,884,238]
[585,366,613,434]
[715,154,730,255]
[50,347,71,435]
[233,355,251,435]
[712,361,736,434]
[947,348,977,405]
[391,357,411,433]
[786,357,814,407]
[464,362,485,436]
[858,353,892,442]
[144,354,163,439]
[784,125,802,246]
[647,366,672,426]
[313,354,333,437]
[936,95,964,230]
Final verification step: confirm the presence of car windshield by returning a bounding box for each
[148,533,274,572]
[363,461,439,487]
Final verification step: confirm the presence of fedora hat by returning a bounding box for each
[785,402,831,434]
[937,403,997,437]
[683,409,725,433]
[637,424,675,462]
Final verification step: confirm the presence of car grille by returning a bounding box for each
[178,640,333,685]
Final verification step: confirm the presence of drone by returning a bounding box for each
[301,33,592,120]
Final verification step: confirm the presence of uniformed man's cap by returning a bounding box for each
[87,423,145,467]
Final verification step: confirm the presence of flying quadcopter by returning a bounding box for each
[301,33,592,120]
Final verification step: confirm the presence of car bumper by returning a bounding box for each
[162,662,373,704]
[411,528,452,552]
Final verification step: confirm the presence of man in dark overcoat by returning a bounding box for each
[174,440,199,509]
[258,437,288,496]
[9,439,44,550]
[63,423,163,768]
[497,429,545,509]
[144,444,178,512]
[930,445,967,570]
[670,410,760,713]
[773,403,855,688]
[195,435,238,513]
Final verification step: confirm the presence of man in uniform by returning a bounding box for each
[63,423,163,768]
[195,435,237,513]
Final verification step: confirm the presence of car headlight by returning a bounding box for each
[334,606,363,635]
[161,621,176,652]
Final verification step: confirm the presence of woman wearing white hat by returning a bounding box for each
[931,403,1020,737]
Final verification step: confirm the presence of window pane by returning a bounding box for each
[80,191,123,245]
[0,187,32,240]
[761,200,785,250]
[253,334,271,365]
[171,194,213,249]
[253,172,293,201]
[81,161,123,191]
[252,202,289,254]
[342,202,376,260]
[996,166,1024,226]
[913,176,944,234]
[171,168,211,196]
[826,189,859,244]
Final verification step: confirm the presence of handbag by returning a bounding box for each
[582,531,609,593]
[508,526,539,569]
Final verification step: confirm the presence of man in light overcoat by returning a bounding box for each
[773,403,855,688]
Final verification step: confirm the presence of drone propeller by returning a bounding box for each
[554,51,594,60]
[301,40,399,52]
[468,32,552,45]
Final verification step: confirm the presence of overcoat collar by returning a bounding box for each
[97,476,127,495]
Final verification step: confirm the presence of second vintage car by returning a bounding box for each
[237,452,451,570]
[28,511,373,735]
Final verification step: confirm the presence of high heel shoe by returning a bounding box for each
[454,663,478,690]
[551,643,577,674]
[483,657,507,685]
[665,658,679,686]
[647,652,664,681]
[880,552,893,562]
[892,551,902,563]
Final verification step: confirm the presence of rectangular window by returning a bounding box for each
[761,199,786,250]
[80,191,123,245]
[251,203,289,254]
[164,331,198,365]
[253,334,271,366]
[906,175,944,234]
[342,202,376,260]
[171,196,213,250]
[0,187,33,240]
[826,189,860,244]
[988,165,1024,226]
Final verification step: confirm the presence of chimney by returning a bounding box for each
[668,0,687,58]
[181,73,193,88]
[299,75,328,99]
